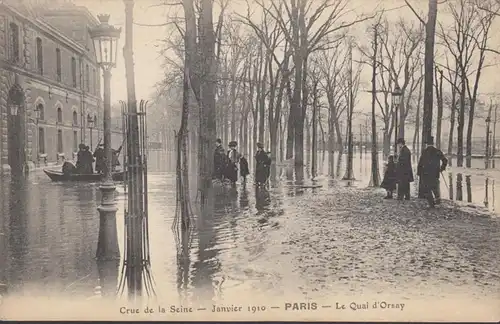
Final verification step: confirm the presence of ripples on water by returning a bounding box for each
[0,150,499,304]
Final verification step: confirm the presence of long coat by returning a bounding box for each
[255,150,271,184]
[417,145,448,184]
[380,161,397,191]
[396,145,414,183]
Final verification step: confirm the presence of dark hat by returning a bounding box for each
[256,142,264,148]
[98,143,104,147]
[425,136,434,145]
[229,141,237,147]
[79,143,86,150]
[216,138,222,144]
[396,138,405,145]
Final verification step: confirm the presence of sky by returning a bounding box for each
[74,0,171,103]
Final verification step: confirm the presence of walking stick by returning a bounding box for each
[440,171,449,190]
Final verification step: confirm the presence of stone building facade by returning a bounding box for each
[0,0,122,173]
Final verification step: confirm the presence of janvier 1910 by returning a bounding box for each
[119,305,268,314]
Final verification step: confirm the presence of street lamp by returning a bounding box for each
[392,85,402,156]
[486,116,491,169]
[89,13,122,290]
[87,113,94,150]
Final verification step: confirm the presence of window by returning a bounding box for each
[38,127,45,154]
[92,67,96,94]
[72,111,78,125]
[56,48,61,82]
[36,103,44,120]
[9,23,19,61]
[57,107,62,123]
[73,131,78,152]
[71,57,77,87]
[36,37,43,74]
[57,129,63,153]
[85,64,89,92]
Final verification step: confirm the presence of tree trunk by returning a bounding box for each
[447,87,457,167]
[435,69,443,149]
[370,24,380,187]
[457,79,466,167]
[198,0,217,208]
[311,81,318,177]
[421,0,438,152]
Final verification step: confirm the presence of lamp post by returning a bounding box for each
[486,116,491,169]
[89,13,121,296]
[392,85,402,157]
[8,81,24,174]
[87,113,94,150]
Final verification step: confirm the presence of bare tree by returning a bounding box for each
[438,0,499,167]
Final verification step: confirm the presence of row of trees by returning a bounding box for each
[148,0,500,214]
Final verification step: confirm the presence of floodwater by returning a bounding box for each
[0,150,499,320]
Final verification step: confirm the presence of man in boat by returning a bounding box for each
[255,142,271,187]
[111,145,122,172]
[93,143,105,174]
[83,145,95,174]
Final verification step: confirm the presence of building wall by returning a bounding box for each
[0,2,121,171]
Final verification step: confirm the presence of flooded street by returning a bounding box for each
[0,151,499,320]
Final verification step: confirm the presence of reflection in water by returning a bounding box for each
[466,175,472,203]
[175,227,192,304]
[8,176,29,292]
[484,178,489,208]
[456,173,463,201]
[448,173,453,200]
[492,180,496,212]
[255,187,271,213]
[239,185,249,210]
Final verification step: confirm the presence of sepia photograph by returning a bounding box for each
[0,0,498,321]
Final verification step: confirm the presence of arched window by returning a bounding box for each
[36,103,44,120]
[57,107,62,123]
[36,37,43,74]
[72,110,78,125]
[57,129,63,153]
[9,23,19,61]
[56,48,61,82]
[71,57,77,87]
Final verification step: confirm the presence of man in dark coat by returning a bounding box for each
[255,142,271,186]
[417,136,448,208]
[226,141,242,185]
[93,143,105,174]
[395,138,414,200]
[213,138,226,180]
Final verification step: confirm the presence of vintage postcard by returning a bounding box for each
[0,0,498,321]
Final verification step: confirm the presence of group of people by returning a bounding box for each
[213,139,272,187]
[381,136,448,208]
[63,143,122,175]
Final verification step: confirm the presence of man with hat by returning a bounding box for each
[417,136,448,208]
[93,143,105,174]
[255,142,271,186]
[213,138,226,180]
[395,138,414,200]
[226,141,242,185]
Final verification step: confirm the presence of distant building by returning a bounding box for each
[0,0,121,173]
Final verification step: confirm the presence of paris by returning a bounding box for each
[0,0,499,321]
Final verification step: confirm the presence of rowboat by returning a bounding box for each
[43,169,125,182]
